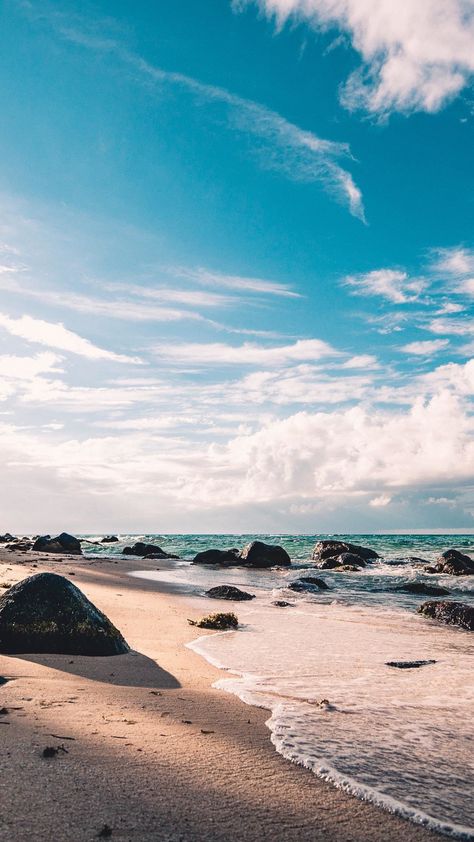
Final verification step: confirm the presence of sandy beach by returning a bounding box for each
[0,548,443,842]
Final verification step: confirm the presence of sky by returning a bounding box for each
[0,0,473,533]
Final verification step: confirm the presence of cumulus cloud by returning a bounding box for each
[153,338,337,366]
[344,268,426,303]
[245,0,474,115]
[400,339,450,356]
[0,312,142,363]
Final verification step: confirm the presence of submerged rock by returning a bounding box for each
[122,542,178,559]
[312,540,378,563]
[188,612,238,630]
[192,548,240,565]
[394,582,450,597]
[386,659,436,669]
[288,576,329,592]
[101,536,119,544]
[205,585,255,601]
[419,600,474,631]
[239,541,291,568]
[0,573,130,655]
[32,533,82,555]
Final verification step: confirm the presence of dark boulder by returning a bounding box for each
[122,542,178,559]
[336,552,366,567]
[205,585,255,601]
[419,600,474,631]
[192,548,240,565]
[394,582,450,597]
[288,577,329,593]
[334,564,363,572]
[101,536,119,544]
[432,549,474,576]
[312,540,378,563]
[272,600,293,607]
[315,557,343,570]
[0,533,15,543]
[0,573,129,655]
[239,541,291,568]
[32,533,82,555]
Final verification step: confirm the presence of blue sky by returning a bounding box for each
[0,0,473,532]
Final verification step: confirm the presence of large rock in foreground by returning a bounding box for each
[32,533,82,555]
[312,540,378,563]
[239,541,291,568]
[419,600,474,631]
[0,573,130,655]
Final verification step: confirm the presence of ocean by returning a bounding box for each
[83,534,474,839]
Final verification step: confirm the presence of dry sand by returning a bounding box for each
[0,548,441,842]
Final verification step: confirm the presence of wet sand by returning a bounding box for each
[0,548,441,841]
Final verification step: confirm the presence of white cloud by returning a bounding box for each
[0,312,141,363]
[105,283,233,308]
[170,267,302,298]
[246,0,474,115]
[400,339,450,356]
[427,317,474,336]
[0,351,63,380]
[370,494,392,507]
[153,338,337,366]
[432,246,474,278]
[344,268,426,303]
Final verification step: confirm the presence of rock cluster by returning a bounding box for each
[0,573,129,655]
[312,540,377,570]
[32,533,82,555]
[193,540,291,568]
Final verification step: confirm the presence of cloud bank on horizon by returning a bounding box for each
[0,1,472,531]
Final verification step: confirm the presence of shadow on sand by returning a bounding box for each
[8,649,180,689]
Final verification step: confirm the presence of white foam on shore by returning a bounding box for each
[187,600,474,840]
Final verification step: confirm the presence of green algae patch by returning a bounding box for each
[188,612,238,630]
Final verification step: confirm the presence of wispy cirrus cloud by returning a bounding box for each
[28,6,365,221]
[344,268,426,303]
[170,266,302,298]
[243,0,474,116]
[0,312,141,363]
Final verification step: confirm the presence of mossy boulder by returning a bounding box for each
[0,573,129,655]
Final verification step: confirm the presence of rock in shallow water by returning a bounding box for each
[419,600,474,631]
[425,548,474,576]
[122,542,179,558]
[0,573,129,655]
[193,541,291,568]
[32,533,82,555]
[288,577,329,592]
[188,612,238,630]
[205,585,255,601]
[312,540,378,563]
[394,582,451,596]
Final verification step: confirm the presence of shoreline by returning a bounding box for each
[0,549,442,841]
